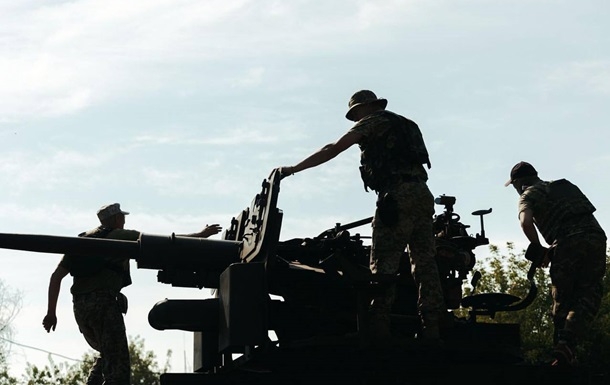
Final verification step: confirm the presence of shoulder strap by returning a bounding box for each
[79,226,114,239]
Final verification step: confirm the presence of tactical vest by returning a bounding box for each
[533,179,596,242]
[65,226,123,278]
[359,111,430,191]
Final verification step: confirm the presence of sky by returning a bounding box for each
[0,0,608,378]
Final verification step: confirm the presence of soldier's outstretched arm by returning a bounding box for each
[180,224,223,238]
[279,131,362,177]
[42,265,69,333]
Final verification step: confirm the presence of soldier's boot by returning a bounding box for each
[552,330,578,367]
[85,358,103,385]
[552,341,577,367]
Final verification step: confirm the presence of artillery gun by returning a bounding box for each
[0,170,589,384]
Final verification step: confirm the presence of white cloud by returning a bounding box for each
[355,0,425,29]
[140,167,245,198]
[134,123,305,146]
[0,0,252,119]
[0,150,107,193]
[0,55,98,120]
[543,61,610,95]
[230,67,265,88]
[0,0,438,120]
[0,202,92,232]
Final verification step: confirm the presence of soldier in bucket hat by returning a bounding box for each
[276,90,445,347]
[43,203,222,384]
[505,161,607,366]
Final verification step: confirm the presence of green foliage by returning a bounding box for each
[20,335,171,385]
[0,275,171,384]
[129,335,172,385]
[23,357,84,385]
[0,352,18,385]
[473,243,610,370]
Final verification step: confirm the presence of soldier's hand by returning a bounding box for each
[200,224,222,238]
[42,314,57,333]
[540,245,555,268]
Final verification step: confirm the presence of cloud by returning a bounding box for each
[140,166,247,198]
[543,61,610,95]
[133,121,306,146]
[0,202,92,232]
[0,150,108,194]
[0,0,251,119]
[0,55,97,120]
[230,67,265,88]
[0,0,438,120]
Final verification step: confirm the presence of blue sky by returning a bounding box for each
[0,0,608,377]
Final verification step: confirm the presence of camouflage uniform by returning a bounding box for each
[60,227,140,385]
[518,180,607,350]
[349,110,445,337]
[73,291,130,385]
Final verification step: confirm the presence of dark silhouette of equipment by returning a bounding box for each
[0,171,590,384]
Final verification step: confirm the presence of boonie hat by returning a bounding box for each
[345,90,388,121]
[97,203,130,221]
[504,161,538,187]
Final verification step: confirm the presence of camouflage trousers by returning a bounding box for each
[73,291,130,385]
[550,233,607,347]
[369,181,445,331]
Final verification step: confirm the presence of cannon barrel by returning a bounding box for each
[0,233,139,258]
[0,170,281,292]
[137,233,241,271]
[0,232,243,273]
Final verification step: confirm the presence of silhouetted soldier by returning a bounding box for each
[43,203,221,384]
[505,161,607,366]
[277,90,445,345]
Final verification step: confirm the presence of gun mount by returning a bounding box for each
[0,171,576,384]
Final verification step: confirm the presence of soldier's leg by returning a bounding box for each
[561,237,606,345]
[550,241,576,345]
[403,184,444,339]
[369,207,411,339]
[73,294,104,385]
[97,295,131,385]
[549,238,590,366]
[409,218,444,339]
[86,357,104,385]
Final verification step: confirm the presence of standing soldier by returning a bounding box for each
[42,203,221,384]
[277,90,446,345]
[504,161,607,366]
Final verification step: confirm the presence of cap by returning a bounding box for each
[97,203,130,221]
[345,90,388,121]
[504,161,538,187]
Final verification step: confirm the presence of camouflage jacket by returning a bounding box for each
[60,226,140,295]
[518,179,606,244]
[348,110,430,192]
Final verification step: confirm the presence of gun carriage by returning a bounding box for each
[0,170,566,384]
